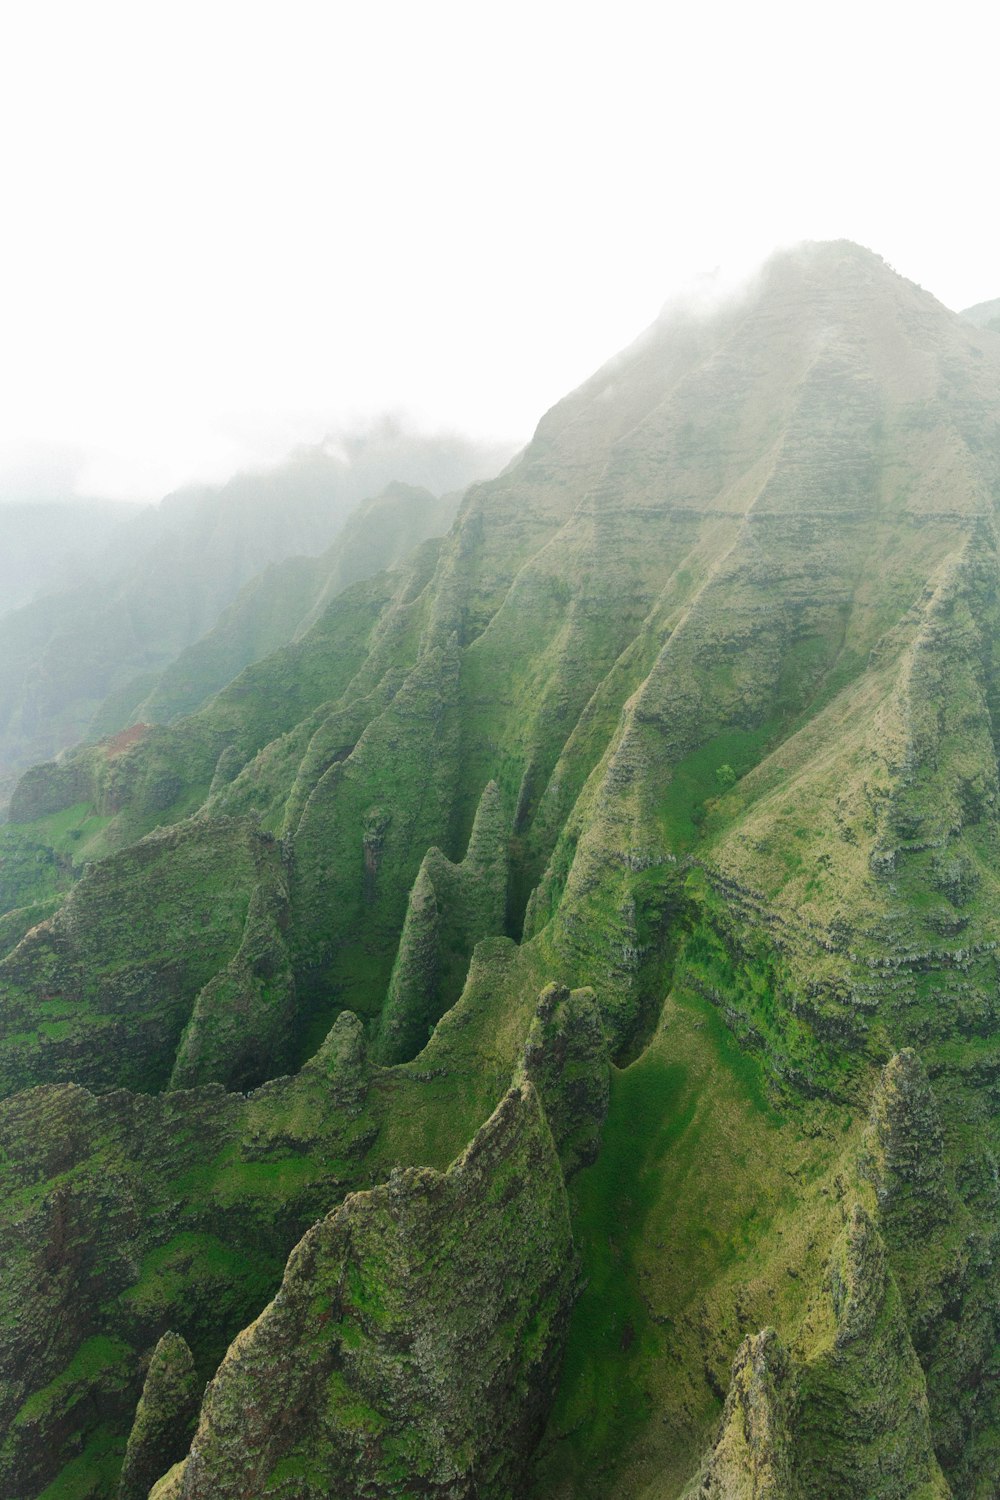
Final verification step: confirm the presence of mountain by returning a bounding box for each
[961,296,1000,331]
[97,481,461,734]
[4,241,1000,1498]
[0,431,511,805]
[0,499,140,617]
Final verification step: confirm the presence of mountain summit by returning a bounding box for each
[3,242,1000,1498]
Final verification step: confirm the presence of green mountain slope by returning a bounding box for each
[0,434,507,804]
[116,482,459,732]
[5,241,1000,1498]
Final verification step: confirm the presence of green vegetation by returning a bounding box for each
[6,242,1000,1498]
[157,1084,575,1499]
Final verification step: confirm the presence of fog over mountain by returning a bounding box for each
[0,500,141,616]
[962,297,1000,333]
[0,419,515,801]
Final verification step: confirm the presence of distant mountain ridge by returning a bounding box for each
[0,430,512,803]
[90,482,461,736]
[961,295,1000,331]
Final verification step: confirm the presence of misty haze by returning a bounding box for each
[0,418,516,801]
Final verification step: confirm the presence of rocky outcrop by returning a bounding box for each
[376,859,441,1061]
[0,1013,378,1498]
[863,1052,1000,1488]
[521,980,610,1175]
[866,1049,951,1243]
[118,1332,200,1500]
[170,879,298,1094]
[0,816,288,1099]
[689,1208,949,1499]
[684,1328,797,1499]
[794,1206,949,1498]
[154,1081,575,1499]
[376,778,508,1064]
[290,635,464,1021]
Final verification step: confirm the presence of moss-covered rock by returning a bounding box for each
[794,1206,949,1498]
[0,1014,379,1498]
[376,778,508,1063]
[118,1332,200,1500]
[156,1081,574,1499]
[169,878,298,1094]
[0,815,287,1098]
[684,1328,797,1499]
[689,1209,950,1498]
[9,243,1000,1499]
[866,1049,951,1243]
[521,980,609,1175]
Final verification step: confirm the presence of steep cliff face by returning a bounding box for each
[375,777,509,1063]
[150,1082,573,1500]
[6,245,1000,1499]
[683,1328,798,1499]
[118,1332,200,1500]
[864,1051,1000,1487]
[794,1206,947,1498]
[866,1048,951,1240]
[0,1015,376,1498]
[520,980,609,1175]
[0,816,291,1098]
[689,1209,949,1499]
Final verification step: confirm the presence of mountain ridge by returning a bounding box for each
[4,241,1000,1498]
[0,432,510,806]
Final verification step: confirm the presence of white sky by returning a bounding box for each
[0,0,996,501]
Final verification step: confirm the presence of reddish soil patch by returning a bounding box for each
[102,723,150,758]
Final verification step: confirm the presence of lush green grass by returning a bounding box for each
[658,723,781,850]
[552,1050,691,1465]
[25,801,113,857]
[15,1337,130,1426]
[36,1424,124,1500]
[172,1153,326,1206]
[536,975,852,1497]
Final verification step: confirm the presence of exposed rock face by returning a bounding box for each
[794,1206,949,1498]
[289,634,464,1019]
[685,1328,797,1499]
[154,1082,575,1499]
[118,1332,200,1500]
[376,778,509,1063]
[376,859,441,1060]
[0,1015,377,1498]
[0,816,289,1099]
[169,878,298,1094]
[521,980,610,1175]
[866,1049,951,1242]
[861,1051,1000,1487]
[691,1209,950,1499]
[311,1009,370,1112]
